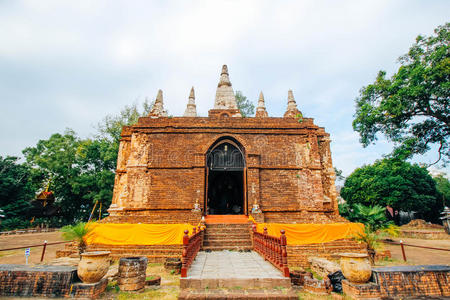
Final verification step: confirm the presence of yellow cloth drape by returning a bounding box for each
[84,223,197,245]
[255,223,364,245]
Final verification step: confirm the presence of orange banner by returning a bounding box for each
[84,223,197,245]
[255,222,364,245]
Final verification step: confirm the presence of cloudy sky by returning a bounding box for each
[0,0,448,176]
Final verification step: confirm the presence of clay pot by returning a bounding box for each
[145,275,161,286]
[339,253,372,284]
[77,251,111,283]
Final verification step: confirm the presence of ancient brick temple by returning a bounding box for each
[106,65,345,225]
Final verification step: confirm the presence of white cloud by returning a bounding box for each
[0,0,448,178]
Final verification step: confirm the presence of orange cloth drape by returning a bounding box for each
[84,223,197,245]
[255,223,364,245]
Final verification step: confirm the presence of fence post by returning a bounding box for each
[263,227,268,259]
[251,224,256,251]
[40,240,48,262]
[400,240,407,262]
[181,230,189,277]
[280,230,290,277]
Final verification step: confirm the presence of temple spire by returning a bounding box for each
[183,87,197,117]
[255,91,268,117]
[283,90,301,118]
[149,89,168,118]
[213,65,241,116]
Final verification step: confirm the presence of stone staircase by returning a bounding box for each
[202,215,252,251]
[179,251,296,300]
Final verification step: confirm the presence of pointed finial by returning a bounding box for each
[218,64,232,88]
[284,89,301,118]
[258,92,265,104]
[288,90,295,103]
[184,87,197,117]
[149,89,168,118]
[221,65,229,75]
[255,91,268,117]
[156,89,163,103]
[213,65,240,116]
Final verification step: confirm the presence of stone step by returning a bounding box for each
[178,288,297,299]
[202,245,253,251]
[203,240,252,247]
[204,232,251,239]
[204,215,250,224]
[180,277,291,289]
[205,223,251,228]
[204,227,251,234]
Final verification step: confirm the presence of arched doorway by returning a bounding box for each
[205,138,247,215]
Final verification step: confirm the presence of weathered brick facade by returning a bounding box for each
[106,66,342,224]
[91,65,365,269]
[342,265,450,299]
[0,264,107,299]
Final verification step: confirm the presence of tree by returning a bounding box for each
[334,167,345,182]
[353,23,449,165]
[23,130,86,223]
[0,156,38,230]
[96,99,153,143]
[22,101,154,225]
[23,130,117,224]
[434,174,450,207]
[340,158,441,223]
[235,91,255,117]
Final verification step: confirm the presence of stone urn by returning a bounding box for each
[339,253,371,284]
[77,251,111,283]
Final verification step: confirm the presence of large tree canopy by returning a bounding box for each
[0,156,37,229]
[21,101,154,225]
[340,158,441,223]
[353,23,449,165]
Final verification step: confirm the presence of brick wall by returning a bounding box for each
[287,239,366,268]
[0,264,107,299]
[343,265,450,299]
[107,116,340,224]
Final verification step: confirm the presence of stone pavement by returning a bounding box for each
[180,250,291,289]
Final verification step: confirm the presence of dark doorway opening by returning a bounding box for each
[205,139,246,215]
[207,170,243,215]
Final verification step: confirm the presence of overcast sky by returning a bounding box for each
[0,0,448,176]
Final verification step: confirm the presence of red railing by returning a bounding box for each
[181,226,204,277]
[252,225,290,277]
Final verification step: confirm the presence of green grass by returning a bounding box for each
[117,287,179,300]
[304,267,323,280]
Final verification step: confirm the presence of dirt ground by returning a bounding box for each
[0,231,66,265]
[0,232,448,266]
[381,237,450,265]
[0,232,449,300]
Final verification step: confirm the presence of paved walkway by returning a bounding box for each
[188,250,285,279]
[180,251,292,289]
